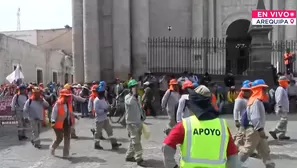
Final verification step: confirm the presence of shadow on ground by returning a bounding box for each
[106,147,127,154]
[144,159,165,168]
[40,144,63,150]
[268,139,297,146]
[73,136,93,140]
[112,125,126,129]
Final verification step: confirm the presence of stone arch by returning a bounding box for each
[221,12,251,38]
[225,19,251,75]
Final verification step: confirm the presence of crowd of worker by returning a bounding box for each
[2,67,295,168]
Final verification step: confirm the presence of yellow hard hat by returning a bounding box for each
[64,83,71,89]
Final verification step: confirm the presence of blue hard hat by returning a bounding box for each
[19,84,26,89]
[96,85,105,92]
[242,80,251,86]
[99,81,106,86]
[251,79,268,88]
[193,82,199,88]
[241,84,251,90]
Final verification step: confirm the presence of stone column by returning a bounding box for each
[113,0,131,80]
[208,0,214,38]
[285,0,297,41]
[131,0,149,78]
[202,0,209,72]
[272,0,278,42]
[192,0,203,38]
[83,0,101,82]
[72,0,84,83]
[278,0,285,41]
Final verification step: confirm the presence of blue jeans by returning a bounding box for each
[81,102,89,117]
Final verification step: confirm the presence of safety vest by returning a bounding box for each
[180,116,229,168]
[54,103,74,129]
[211,94,219,111]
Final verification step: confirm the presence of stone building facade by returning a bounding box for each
[73,0,296,82]
[1,28,72,55]
[0,34,72,84]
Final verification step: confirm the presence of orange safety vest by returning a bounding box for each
[54,103,74,129]
[284,52,293,65]
[211,94,219,111]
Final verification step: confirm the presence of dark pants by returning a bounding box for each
[286,63,292,74]
[159,90,166,103]
[143,102,156,116]
[81,102,89,117]
[52,119,71,156]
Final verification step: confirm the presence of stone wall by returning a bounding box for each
[37,28,72,55]
[0,34,72,84]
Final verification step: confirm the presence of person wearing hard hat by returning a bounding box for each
[192,82,199,88]
[63,83,86,139]
[93,85,122,150]
[124,79,146,166]
[88,85,98,118]
[142,81,156,116]
[89,85,106,140]
[162,85,239,168]
[238,79,275,168]
[23,87,49,149]
[50,89,74,158]
[11,84,29,141]
[233,82,251,147]
[161,79,180,135]
[269,76,290,140]
[176,80,194,123]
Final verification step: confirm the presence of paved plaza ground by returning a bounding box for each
[0,114,297,168]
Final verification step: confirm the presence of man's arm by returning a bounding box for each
[51,103,58,123]
[176,98,185,123]
[162,122,184,168]
[226,128,240,167]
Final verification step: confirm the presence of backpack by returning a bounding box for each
[15,94,28,107]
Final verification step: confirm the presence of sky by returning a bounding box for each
[0,0,72,31]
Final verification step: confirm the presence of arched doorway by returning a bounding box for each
[226,19,251,75]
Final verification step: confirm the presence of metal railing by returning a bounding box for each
[271,40,297,73]
[148,37,226,75]
[148,37,297,75]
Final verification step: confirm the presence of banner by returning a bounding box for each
[252,10,296,25]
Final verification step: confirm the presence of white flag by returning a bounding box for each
[6,64,24,83]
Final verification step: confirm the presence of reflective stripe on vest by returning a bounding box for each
[181,116,228,167]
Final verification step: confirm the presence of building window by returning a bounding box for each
[52,72,58,83]
[65,73,69,84]
[37,69,43,84]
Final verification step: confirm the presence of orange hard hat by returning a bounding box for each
[59,89,71,96]
[91,84,98,91]
[182,80,194,90]
[169,79,178,85]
